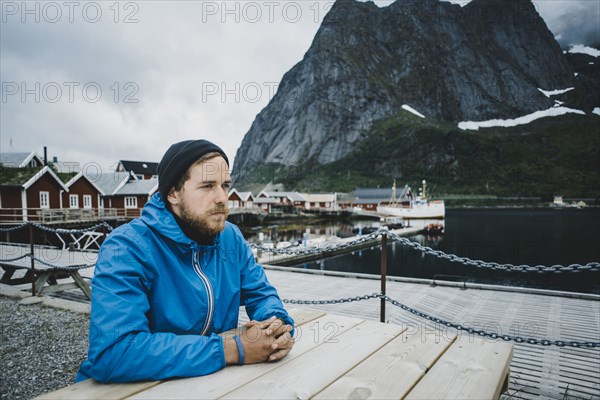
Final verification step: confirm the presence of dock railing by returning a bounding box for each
[250,228,600,349]
[0,221,112,296]
[1,222,599,349]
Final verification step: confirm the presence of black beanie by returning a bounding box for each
[157,139,229,201]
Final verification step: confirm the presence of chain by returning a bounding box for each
[283,293,382,305]
[30,255,95,270]
[283,292,600,348]
[253,229,600,274]
[29,221,113,235]
[384,230,600,274]
[0,253,94,270]
[0,254,31,262]
[0,223,29,232]
[0,221,113,234]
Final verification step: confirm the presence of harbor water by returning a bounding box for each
[245,208,600,294]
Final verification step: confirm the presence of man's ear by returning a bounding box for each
[167,187,179,207]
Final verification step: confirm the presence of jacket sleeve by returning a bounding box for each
[81,229,226,383]
[237,230,295,333]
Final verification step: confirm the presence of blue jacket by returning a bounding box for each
[76,193,293,382]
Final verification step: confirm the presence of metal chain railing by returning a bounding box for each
[0,221,113,234]
[0,253,95,270]
[254,228,600,274]
[384,230,600,274]
[283,292,600,348]
[0,254,31,263]
[30,255,96,271]
[0,221,107,272]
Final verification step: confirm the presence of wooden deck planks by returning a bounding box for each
[35,380,160,400]
[25,261,600,400]
[404,336,513,400]
[262,269,599,399]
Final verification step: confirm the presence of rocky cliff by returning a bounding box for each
[233,0,585,189]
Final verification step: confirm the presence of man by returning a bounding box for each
[76,139,295,383]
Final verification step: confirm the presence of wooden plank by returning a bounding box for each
[0,265,17,283]
[405,336,513,400]
[129,314,363,400]
[34,272,50,295]
[70,271,92,299]
[35,379,160,400]
[280,307,326,327]
[220,320,405,400]
[39,282,79,294]
[35,308,323,400]
[314,330,458,399]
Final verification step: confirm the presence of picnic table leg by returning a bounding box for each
[34,272,51,295]
[0,266,17,283]
[70,271,92,300]
[501,368,510,394]
[0,266,34,285]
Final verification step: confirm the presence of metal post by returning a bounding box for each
[29,224,35,296]
[380,233,387,323]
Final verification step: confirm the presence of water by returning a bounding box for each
[244,208,600,294]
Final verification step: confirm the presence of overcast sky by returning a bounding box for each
[1,0,598,174]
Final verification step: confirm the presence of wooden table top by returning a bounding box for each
[37,308,512,400]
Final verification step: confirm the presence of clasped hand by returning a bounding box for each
[234,316,295,364]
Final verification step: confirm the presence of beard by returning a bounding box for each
[178,199,230,238]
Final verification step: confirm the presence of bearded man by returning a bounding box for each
[76,140,294,383]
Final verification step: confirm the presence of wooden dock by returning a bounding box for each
[1,241,598,398]
[260,268,599,399]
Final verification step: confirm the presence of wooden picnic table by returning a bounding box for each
[0,244,95,299]
[37,308,512,399]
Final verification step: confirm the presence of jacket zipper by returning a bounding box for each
[192,248,214,336]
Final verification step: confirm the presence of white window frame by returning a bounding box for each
[99,197,104,208]
[69,194,79,208]
[83,195,92,209]
[125,196,137,209]
[40,191,50,209]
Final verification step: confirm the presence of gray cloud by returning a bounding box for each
[535,0,600,47]
[1,0,597,172]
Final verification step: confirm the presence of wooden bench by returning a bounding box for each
[37,308,512,399]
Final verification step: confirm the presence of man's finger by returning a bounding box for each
[270,323,292,338]
[268,347,292,362]
[272,332,294,349]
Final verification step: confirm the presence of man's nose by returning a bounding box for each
[215,186,228,203]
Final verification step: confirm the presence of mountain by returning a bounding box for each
[232,0,599,198]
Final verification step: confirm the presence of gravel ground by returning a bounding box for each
[0,295,89,400]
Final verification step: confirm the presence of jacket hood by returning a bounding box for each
[141,192,220,247]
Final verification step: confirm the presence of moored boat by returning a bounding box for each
[377,180,445,219]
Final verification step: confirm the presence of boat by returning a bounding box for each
[377,180,445,219]
[551,196,586,209]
